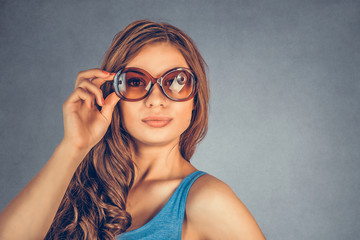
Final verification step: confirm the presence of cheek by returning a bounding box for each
[179,101,194,129]
[119,102,135,132]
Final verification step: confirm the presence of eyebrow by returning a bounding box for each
[127,66,188,78]
[157,66,192,77]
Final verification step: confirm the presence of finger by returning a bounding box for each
[100,92,121,124]
[66,87,95,109]
[78,80,105,107]
[74,69,114,89]
[91,72,116,87]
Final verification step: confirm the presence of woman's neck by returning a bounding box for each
[130,137,189,186]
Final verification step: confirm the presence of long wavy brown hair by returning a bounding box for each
[45,19,210,240]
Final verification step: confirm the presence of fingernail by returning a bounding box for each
[110,72,116,75]
[102,70,110,75]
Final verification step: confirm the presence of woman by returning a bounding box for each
[0,20,265,239]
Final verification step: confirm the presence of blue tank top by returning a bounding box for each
[116,170,208,240]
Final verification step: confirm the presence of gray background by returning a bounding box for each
[0,0,359,239]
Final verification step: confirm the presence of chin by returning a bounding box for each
[132,133,181,147]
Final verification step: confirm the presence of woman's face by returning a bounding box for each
[119,42,194,147]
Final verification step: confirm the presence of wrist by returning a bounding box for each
[57,140,90,166]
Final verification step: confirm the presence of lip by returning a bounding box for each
[141,116,173,128]
[142,116,173,121]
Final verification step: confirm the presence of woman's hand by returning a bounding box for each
[62,68,120,153]
[0,69,121,240]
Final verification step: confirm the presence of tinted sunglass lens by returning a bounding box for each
[117,71,149,100]
[163,70,194,100]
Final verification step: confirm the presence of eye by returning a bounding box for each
[163,79,173,86]
[164,72,187,86]
[127,78,145,87]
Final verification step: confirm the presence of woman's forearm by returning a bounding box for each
[0,140,88,240]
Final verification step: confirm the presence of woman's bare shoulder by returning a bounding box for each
[186,173,266,240]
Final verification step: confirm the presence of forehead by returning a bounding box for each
[126,42,189,77]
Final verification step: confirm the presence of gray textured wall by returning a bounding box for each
[1,0,359,239]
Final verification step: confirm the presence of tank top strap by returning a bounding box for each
[166,170,208,221]
[117,170,208,240]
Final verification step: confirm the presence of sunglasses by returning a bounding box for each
[113,67,197,102]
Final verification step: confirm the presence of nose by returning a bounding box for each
[144,82,167,107]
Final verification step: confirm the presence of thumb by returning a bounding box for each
[101,92,121,123]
